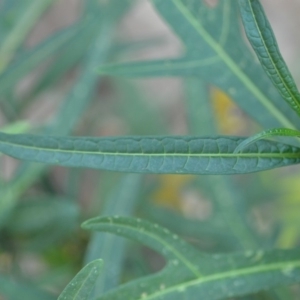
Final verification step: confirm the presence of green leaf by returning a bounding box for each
[58,259,103,300]
[98,0,300,131]
[25,4,146,101]
[0,25,78,97]
[0,0,126,98]
[185,78,215,136]
[0,275,55,300]
[0,133,299,174]
[235,128,300,153]
[183,81,294,300]
[0,0,133,229]
[84,174,142,294]
[114,80,168,135]
[0,0,54,73]
[143,205,235,249]
[6,196,79,251]
[1,120,31,134]
[26,22,98,100]
[7,196,79,234]
[82,216,300,300]
[50,0,132,135]
[238,0,300,118]
[184,79,259,249]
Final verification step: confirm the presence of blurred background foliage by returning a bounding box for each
[0,0,300,299]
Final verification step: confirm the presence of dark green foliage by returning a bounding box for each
[0,1,300,299]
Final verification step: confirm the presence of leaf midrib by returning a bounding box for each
[73,268,95,300]
[171,0,296,129]
[2,139,300,159]
[142,259,300,300]
[86,220,202,277]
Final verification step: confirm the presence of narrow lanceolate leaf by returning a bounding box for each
[84,174,142,294]
[0,0,132,229]
[0,25,80,96]
[58,259,103,300]
[238,0,300,117]
[235,128,300,153]
[98,0,300,130]
[0,0,54,73]
[82,216,300,300]
[0,133,300,174]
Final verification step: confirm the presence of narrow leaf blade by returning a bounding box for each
[0,133,299,174]
[82,216,300,300]
[0,0,54,73]
[84,174,142,294]
[0,0,133,229]
[235,128,300,153]
[58,259,103,300]
[82,216,202,265]
[238,0,300,117]
[98,0,300,130]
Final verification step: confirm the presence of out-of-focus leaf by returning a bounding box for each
[0,0,133,228]
[98,0,300,131]
[0,0,55,73]
[143,205,235,249]
[49,0,132,135]
[82,216,300,300]
[114,80,167,135]
[185,77,291,298]
[185,78,263,250]
[6,196,79,251]
[7,197,79,234]
[58,259,103,300]
[238,0,300,118]
[0,25,78,97]
[85,174,142,295]
[1,120,31,134]
[185,79,215,135]
[0,275,55,300]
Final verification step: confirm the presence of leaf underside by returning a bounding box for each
[0,133,299,174]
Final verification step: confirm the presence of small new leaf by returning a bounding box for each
[234,128,300,153]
